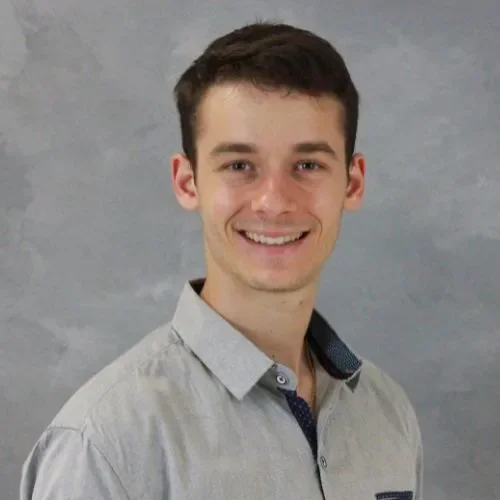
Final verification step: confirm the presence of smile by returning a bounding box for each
[240,231,308,246]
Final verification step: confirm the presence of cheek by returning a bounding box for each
[310,188,342,210]
[310,189,345,228]
[200,182,241,225]
[214,186,241,216]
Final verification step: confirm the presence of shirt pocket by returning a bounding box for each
[375,491,414,500]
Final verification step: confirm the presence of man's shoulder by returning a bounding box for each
[22,320,195,499]
[358,359,412,403]
[50,320,183,433]
[357,358,420,439]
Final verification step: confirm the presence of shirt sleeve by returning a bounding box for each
[20,426,131,500]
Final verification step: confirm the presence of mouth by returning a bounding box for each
[238,230,309,246]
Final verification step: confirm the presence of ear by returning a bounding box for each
[171,153,199,211]
[343,152,366,212]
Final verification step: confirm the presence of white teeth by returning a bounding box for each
[243,231,304,245]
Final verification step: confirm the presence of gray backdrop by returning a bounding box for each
[1,0,499,499]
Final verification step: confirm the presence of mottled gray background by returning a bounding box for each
[1,0,499,498]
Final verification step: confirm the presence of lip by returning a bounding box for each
[236,230,310,256]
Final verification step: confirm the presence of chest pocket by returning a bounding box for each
[375,491,413,500]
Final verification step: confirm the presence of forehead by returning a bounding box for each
[196,83,345,152]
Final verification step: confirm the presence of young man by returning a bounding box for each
[20,21,423,499]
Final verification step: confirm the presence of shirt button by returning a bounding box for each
[319,456,328,469]
[276,374,288,385]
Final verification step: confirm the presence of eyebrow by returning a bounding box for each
[209,141,338,160]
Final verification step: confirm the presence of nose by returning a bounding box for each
[250,171,297,216]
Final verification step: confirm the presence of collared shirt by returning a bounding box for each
[20,278,423,500]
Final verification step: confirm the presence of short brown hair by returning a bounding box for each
[173,21,360,171]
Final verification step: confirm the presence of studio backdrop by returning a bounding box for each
[1,1,499,499]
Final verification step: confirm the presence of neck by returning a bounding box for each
[200,273,318,377]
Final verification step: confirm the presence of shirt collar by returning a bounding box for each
[171,278,363,400]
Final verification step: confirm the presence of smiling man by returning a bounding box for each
[21,21,423,500]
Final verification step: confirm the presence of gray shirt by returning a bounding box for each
[20,278,423,499]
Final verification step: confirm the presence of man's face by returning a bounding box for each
[172,83,365,293]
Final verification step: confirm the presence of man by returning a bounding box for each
[20,21,423,499]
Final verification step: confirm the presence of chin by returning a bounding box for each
[242,271,312,294]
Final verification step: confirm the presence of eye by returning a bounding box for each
[296,161,322,171]
[226,161,253,171]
